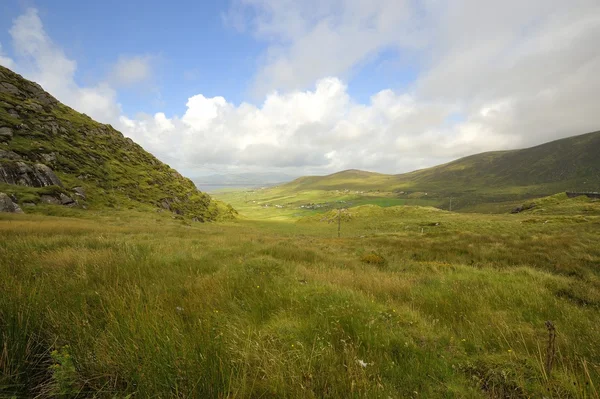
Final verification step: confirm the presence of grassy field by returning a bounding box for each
[1,194,600,398]
[213,186,444,221]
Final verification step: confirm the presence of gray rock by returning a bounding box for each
[24,102,44,112]
[73,186,86,200]
[59,193,75,205]
[0,149,22,160]
[40,152,57,165]
[39,195,61,205]
[0,127,13,141]
[0,192,23,213]
[0,82,20,96]
[0,161,64,187]
[22,202,36,207]
[7,109,20,119]
[42,121,60,135]
[33,164,63,186]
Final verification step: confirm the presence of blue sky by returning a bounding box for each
[1,0,599,177]
[1,1,263,115]
[0,1,417,116]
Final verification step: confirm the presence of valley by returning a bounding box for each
[1,66,599,398]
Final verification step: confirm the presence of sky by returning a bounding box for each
[1,0,599,179]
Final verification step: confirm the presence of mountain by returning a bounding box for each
[280,131,600,203]
[0,65,234,220]
[281,169,392,191]
[397,130,600,193]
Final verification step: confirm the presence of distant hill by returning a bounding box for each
[0,65,234,220]
[281,131,600,205]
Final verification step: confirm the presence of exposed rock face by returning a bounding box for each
[0,161,63,187]
[0,70,58,107]
[0,192,23,213]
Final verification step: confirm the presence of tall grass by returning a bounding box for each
[1,203,599,397]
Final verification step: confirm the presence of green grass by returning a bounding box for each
[1,195,599,398]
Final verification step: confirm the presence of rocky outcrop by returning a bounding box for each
[0,161,63,187]
[0,192,23,213]
[0,69,58,108]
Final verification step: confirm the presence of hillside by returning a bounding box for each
[399,130,600,194]
[0,66,233,220]
[277,132,600,207]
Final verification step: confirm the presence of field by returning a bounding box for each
[1,194,600,398]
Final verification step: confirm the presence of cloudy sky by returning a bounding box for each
[1,1,599,178]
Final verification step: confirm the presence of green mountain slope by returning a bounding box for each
[399,130,600,193]
[0,65,234,220]
[281,131,600,202]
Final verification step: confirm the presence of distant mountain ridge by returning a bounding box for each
[0,65,234,220]
[281,131,600,202]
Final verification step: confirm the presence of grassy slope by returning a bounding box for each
[0,66,233,221]
[262,131,600,213]
[1,197,599,398]
[398,130,600,195]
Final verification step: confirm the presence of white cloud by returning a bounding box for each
[119,77,520,175]
[110,55,153,86]
[221,0,600,166]
[229,0,420,95]
[2,3,600,180]
[0,43,15,68]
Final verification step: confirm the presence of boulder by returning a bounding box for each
[0,192,23,213]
